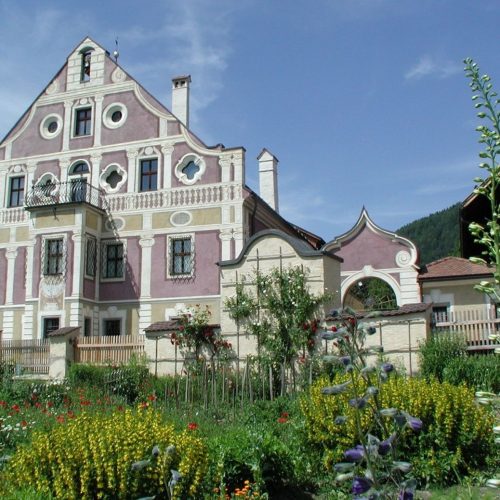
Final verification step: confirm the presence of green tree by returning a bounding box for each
[225,266,332,393]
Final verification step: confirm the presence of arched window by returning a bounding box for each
[344,278,397,312]
[80,49,93,82]
[70,162,89,175]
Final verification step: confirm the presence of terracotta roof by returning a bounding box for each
[418,256,493,281]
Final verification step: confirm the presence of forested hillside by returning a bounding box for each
[396,203,461,266]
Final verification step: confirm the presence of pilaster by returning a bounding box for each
[62,101,73,152]
[5,247,18,305]
[93,95,104,147]
[161,143,174,189]
[126,148,139,193]
[139,235,155,299]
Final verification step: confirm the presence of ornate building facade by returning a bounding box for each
[0,37,311,340]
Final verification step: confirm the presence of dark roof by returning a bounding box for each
[418,256,493,282]
[324,302,431,321]
[144,320,220,333]
[218,228,342,267]
[144,320,180,333]
[48,326,81,337]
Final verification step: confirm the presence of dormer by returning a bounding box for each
[66,38,106,91]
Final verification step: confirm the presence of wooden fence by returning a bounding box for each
[74,335,145,365]
[433,308,500,349]
[0,339,49,374]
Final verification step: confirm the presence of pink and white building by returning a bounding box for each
[0,37,316,340]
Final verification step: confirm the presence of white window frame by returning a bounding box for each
[40,113,63,140]
[71,103,94,138]
[174,154,206,185]
[99,163,127,194]
[167,233,194,279]
[84,235,97,279]
[100,239,126,282]
[102,102,128,129]
[41,234,67,278]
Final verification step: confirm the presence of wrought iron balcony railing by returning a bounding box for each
[25,181,106,211]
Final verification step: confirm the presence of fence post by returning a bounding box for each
[48,327,81,380]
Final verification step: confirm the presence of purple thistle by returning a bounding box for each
[352,476,372,495]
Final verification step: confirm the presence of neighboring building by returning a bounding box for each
[324,208,421,308]
[0,37,317,340]
[418,256,494,318]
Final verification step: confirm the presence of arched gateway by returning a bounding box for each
[323,208,420,308]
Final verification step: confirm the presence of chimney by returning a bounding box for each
[257,148,279,212]
[171,75,191,127]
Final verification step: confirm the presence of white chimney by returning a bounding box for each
[171,75,191,127]
[257,148,279,212]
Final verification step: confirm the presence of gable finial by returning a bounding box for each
[113,37,119,62]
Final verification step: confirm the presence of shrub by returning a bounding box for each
[418,333,467,382]
[1,408,208,499]
[300,374,495,485]
[443,354,500,392]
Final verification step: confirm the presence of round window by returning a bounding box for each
[111,110,122,123]
[103,103,127,129]
[47,121,58,133]
[40,114,63,140]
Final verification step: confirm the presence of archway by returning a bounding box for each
[343,277,398,312]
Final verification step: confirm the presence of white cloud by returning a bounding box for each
[405,55,462,81]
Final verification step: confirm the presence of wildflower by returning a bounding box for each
[365,386,379,397]
[147,394,157,402]
[322,381,351,395]
[398,490,414,500]
[344,447,364,462]
[380,408,398,417]
[56,415,65,424]
[352,476,372,495]
[378,433,396,456]
[139,402,148,410]
[187,422,198,431]
[277,417,288,424]
[407,416,423,432]
[20,420,27,428]
[381,362,394,373]
[0,401,6,408]
[152,445,160,458]
[348,397,367,409]
[392,461,412,473]
[131,459,150,471]
[67,411,75,419]
[334,416,347,425]
[11,405,20,412]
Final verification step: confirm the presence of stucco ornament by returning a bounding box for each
[111,67,126,83]
[395,250,412,267]
[41,276,65,300]
[45,80,59,95]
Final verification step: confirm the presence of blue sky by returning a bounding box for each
[0,0,499,240]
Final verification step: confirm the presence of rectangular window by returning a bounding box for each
[43,317,60,338]
[81,51,91,82]
[75,107,92,136]
[140,158,158,192]
[102,242,124,279]
[85,237,96,277]
[171,237,193,275]
[9,176,25,207]
[45,239,64,275]
[84,317,91,337]
[104,319,121,336]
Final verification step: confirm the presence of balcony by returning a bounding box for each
[24,181,106,212]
